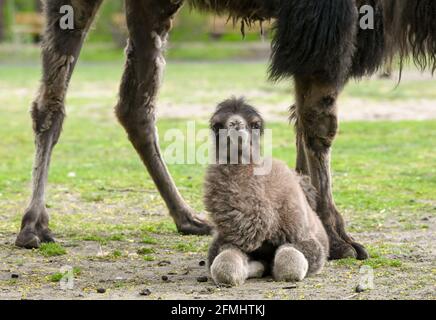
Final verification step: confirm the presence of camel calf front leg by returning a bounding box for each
[294,77,369,260]
[210,247,264,286]
[116,0,212,235]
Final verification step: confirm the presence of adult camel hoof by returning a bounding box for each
[15,228,41,249]
[176,212,214,236]
[351,241,369,260]
[15,227,55,249]
[329,242,357,260]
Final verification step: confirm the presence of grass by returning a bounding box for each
[111,250,123,258]
[1,43,434,104]
[80,233,125,244]
[171,237,209,253]
[38,243,67,257]
[49,267,81,283]
[1,114,433,237]
[0,42,268,63]
[137,247,156,255]
[141,235,158,245]
[334,253,403,269]
[0,58,434,277]
[143,255,156,262]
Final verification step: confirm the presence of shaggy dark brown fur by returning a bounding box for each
[384,0,436,73]
[269,0,358,84]
[189,0,436,78]
[350,0,386,77]
[204,98,328,285]
[187,0,278,22]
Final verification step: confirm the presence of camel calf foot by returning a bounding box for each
[273,245,308,282]
[210,248,249,286]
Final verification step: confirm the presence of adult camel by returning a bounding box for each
[16,0,435,261]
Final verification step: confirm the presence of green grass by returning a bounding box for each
[2,117,433,233]
[141,221,178,234]
[80,233,125,244]
[171,237,210,253]
[0,61,434,262]
[111,250,123,258]
[0,42,269,63]
[141,235,158,245]
[48,267,81,282]
[38,243,67,257]
[143,255,156,262]
[137,247,156,255]
[333,244,404,269]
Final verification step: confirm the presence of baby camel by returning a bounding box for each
[204,98,329,286]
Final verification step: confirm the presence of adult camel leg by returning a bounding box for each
[15,0,103,248]
[294,77,369,260]
[116,0,212,235]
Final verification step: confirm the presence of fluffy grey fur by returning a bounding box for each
[204,98,329,286]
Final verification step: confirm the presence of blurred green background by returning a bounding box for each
[0,0,272,62]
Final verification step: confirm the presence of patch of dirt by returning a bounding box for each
[155,98,436,122]
[0,211,434,300]
[338,98,436,122]
[154,70,436,122]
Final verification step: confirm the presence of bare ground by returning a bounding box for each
[0,196,434,300]
[154,98,436,122]
[154,70,436,122]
